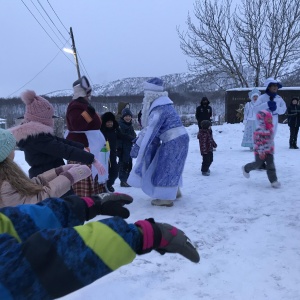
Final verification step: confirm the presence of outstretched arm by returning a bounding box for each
[0,216,199,299]
[0,216,141,299]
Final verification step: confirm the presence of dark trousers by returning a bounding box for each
[201,152,213,172]
[107,160,118,187]
[118,160,133,182]
[244,154,277,183]
[289,126,299,147]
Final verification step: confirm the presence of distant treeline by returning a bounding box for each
[0,91,225,128]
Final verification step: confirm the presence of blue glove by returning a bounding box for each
[130,143,140,158]
[268,100,277,112]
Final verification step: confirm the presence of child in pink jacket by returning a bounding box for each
[242,110,281,188]
[0,128,91,207]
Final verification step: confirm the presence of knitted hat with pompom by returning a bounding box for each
[21,90,54,127]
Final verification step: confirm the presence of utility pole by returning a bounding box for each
[70,27,81,79]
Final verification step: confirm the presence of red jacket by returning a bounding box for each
[197,129,217,155]
[66,98,102,147]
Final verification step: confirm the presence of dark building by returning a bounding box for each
[225,87,300,124]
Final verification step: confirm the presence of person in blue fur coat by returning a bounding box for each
[128,78,189,207]
[0,194,199,299]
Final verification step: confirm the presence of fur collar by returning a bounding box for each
[141,91,169,127]
[9,121,54,142]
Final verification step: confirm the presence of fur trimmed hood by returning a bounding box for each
[9,121,54,143]
[101,112,119,130]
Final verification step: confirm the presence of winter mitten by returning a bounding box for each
[82,192,133,220]
[55,164,80,175]
[135,218,200,263]
[61,165,91,184]
[268,100,277,112]
[130,143,140,158]
[93,159,106,175]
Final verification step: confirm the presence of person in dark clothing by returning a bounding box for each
[197,120,217,176]
[116,101,130,123]
[195,97,213,130]
[101,112,122,192]
[287,97,300,149]
[0,194,199,299]
[117,108,137,187]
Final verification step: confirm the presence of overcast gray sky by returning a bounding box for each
[0,0,195,97]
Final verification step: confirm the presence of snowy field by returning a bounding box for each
[15,123,300,300]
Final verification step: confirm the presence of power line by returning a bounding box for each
[30,0,67,46]
[7,40,71,98]
[20,0,94,87]
[37,0,67,43]
[46,0,69,35]
[20,0,75,66]
[38,0,94,85]
[21,0,63,52]
[77,51,93,86]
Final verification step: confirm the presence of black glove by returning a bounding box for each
[85,193,133,220]
[268,100,277,112]
[135,218,200,263]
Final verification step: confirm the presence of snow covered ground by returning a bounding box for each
[15,123,300,300]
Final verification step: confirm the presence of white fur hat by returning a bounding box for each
[264,77,282,89]
[248,88,261,99]
[72,76,92,100]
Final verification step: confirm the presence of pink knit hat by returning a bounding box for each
[21,90,54,127]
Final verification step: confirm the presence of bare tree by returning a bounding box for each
[178,0,300,89]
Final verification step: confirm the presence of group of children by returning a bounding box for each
[100,106,136,191]
[0,74,295,298]
[198,77,298,189]
[0,77,200,299]
[0,145,199,298]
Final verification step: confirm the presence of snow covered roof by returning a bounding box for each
[226,86,300,92]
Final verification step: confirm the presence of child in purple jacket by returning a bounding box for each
[197,120,217,176]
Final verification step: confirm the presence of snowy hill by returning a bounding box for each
[44,73,199,98]
[15,123,300,300]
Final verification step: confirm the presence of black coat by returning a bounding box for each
[100,113,122,185]
[100,113,122,163]
[18,133,94,178]
[287,104,300,127]
[195,103,213,127]
[117,119,136,163]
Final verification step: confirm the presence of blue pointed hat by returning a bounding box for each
[144,77,164,91]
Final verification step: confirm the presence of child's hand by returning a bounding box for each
[93,159,106,175]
